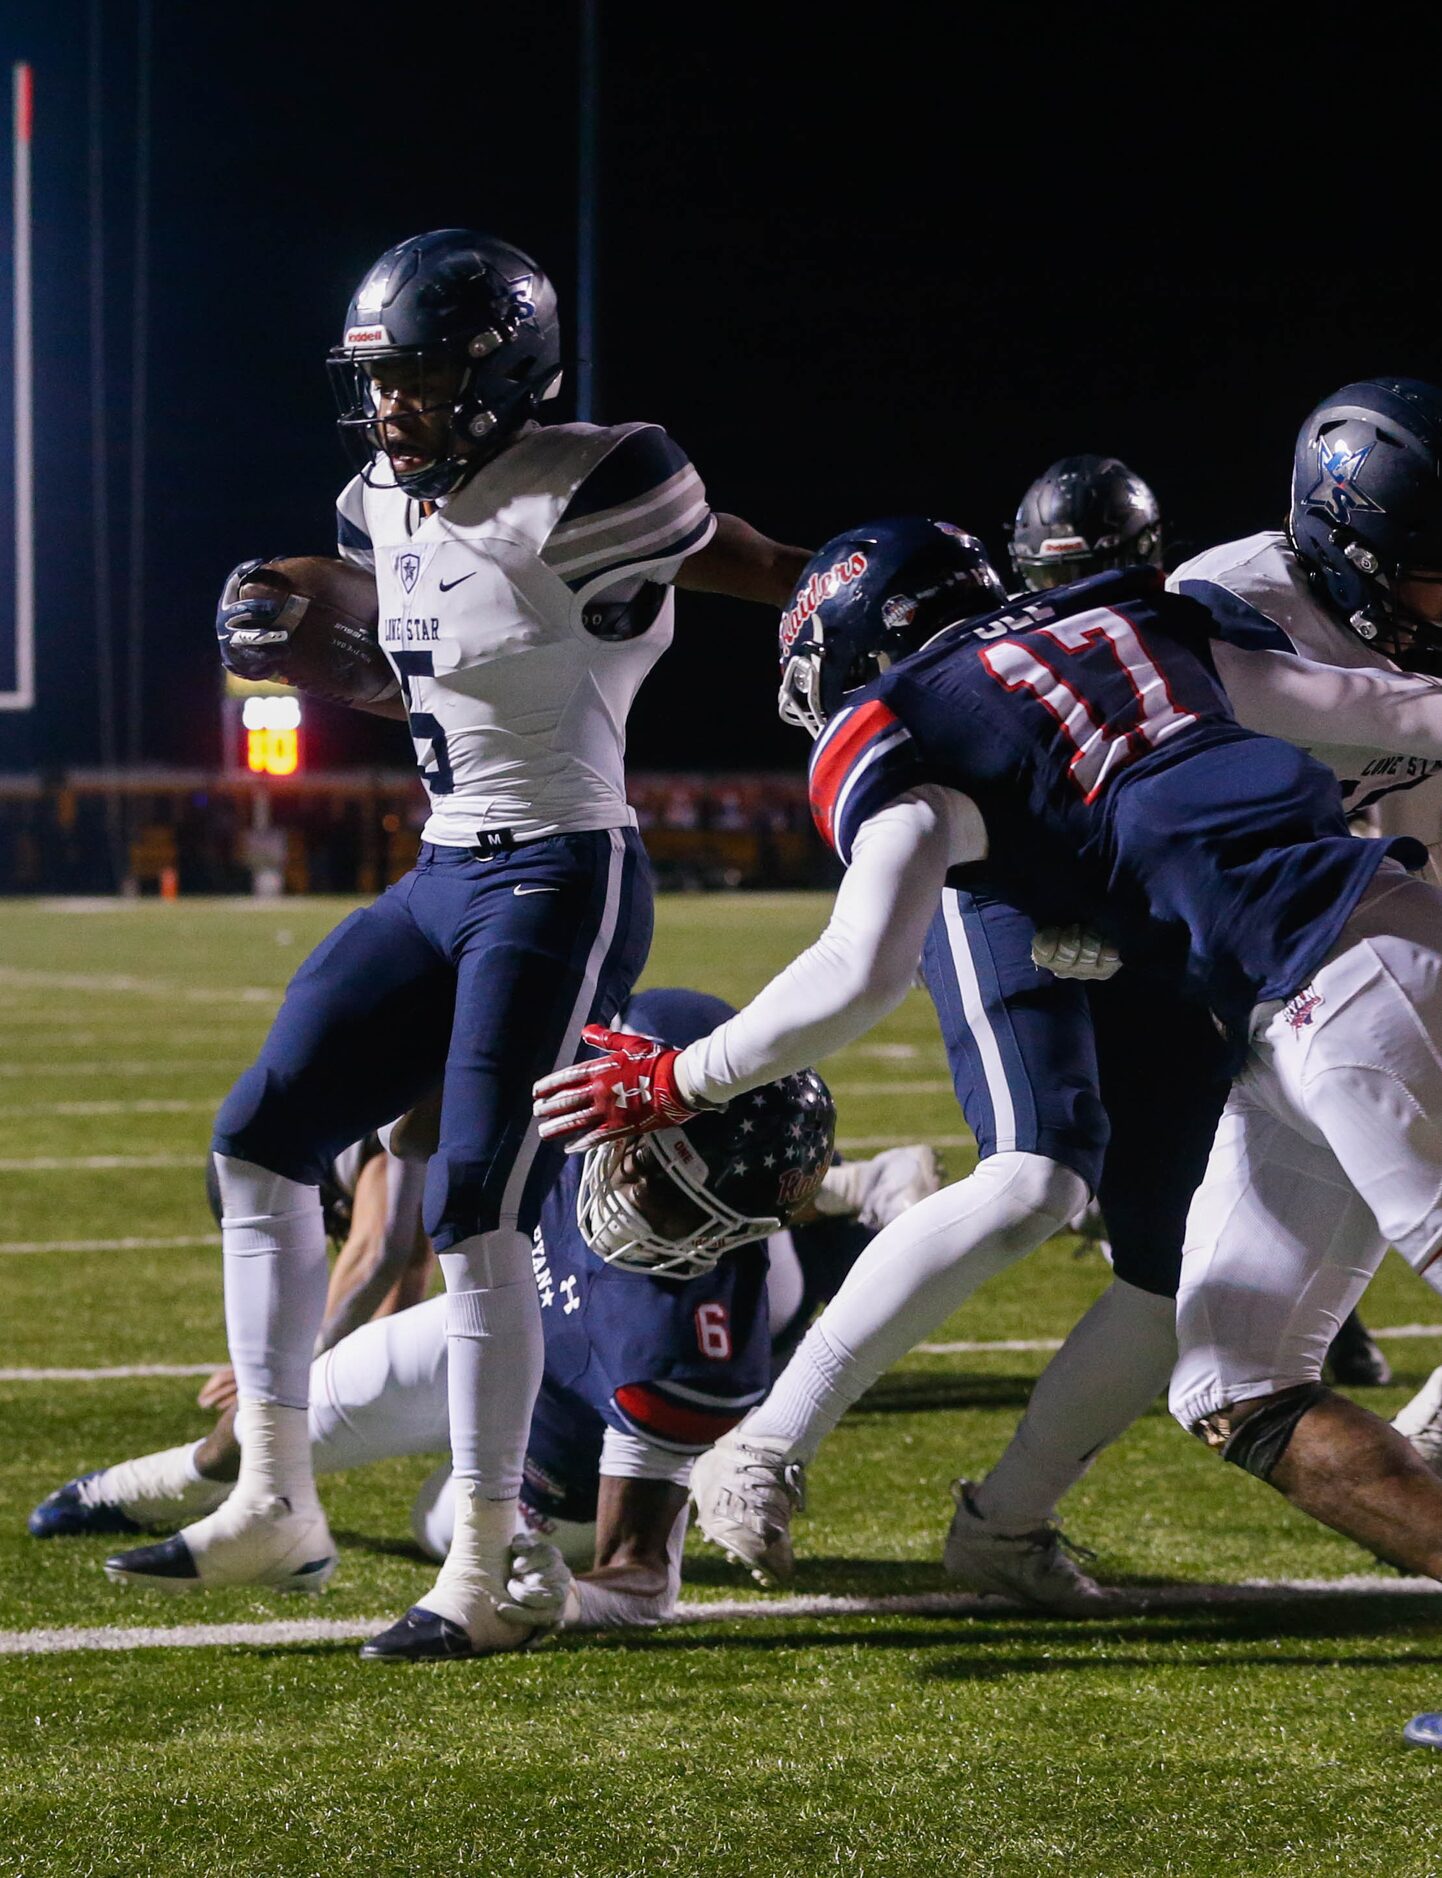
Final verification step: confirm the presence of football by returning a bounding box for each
[237,555,397,708]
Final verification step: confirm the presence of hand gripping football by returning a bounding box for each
[216,555,398,708]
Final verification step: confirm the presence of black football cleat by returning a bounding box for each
[360,1605,481,1662]
[104,1534,200,1586]
[30,1474,144,1540]
[1325,1310,1393,1388]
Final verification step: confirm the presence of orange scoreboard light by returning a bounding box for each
[223,675,304,777]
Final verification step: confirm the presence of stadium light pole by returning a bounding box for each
[2,61,34,712]
[125,0,151,771]
[575,0,598,424]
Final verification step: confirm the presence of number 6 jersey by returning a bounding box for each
[336,420,715,844]
[807,567,1425,1053]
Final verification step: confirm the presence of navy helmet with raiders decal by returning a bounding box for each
[579,1070,837,1280]
[1010,454,1163,592]
[327,228,563,502]
[1289,376,1442,673]
[778,516,1006,738]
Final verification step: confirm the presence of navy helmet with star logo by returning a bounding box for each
[1290,376,1442,671]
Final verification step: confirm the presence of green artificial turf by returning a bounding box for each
[2,895,1441,1876]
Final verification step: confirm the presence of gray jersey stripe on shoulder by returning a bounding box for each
[1177,578,1296,654]
[555,506,713,594]
[545,465,703,558]
[547,490,712,582]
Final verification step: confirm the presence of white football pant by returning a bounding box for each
[1171,866,1442,1430]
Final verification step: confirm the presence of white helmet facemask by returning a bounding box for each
[577,1128,781,1281]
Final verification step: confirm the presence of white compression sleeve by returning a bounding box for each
[677,786,986,1105]
[216,1153,329,1411]
[971,1277,1178,1533]
[571,1503,688,1631]
[1213,640,1442,756]
[745,1152,1087,1462]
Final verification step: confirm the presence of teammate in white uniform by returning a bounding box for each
[105,229,808,1663]
[952,378,1442,1598]
[538,490,1442,1600]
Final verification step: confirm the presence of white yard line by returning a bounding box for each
[0,1062,224,1078]
[0,1098,222,1116]
[0,1154,197,1171]
[8,1324,1440,1381]
[0,966,279,1006]
[0,1576,1437,1656]
[0,1363,219,1381]
[829,1080,953,1097]
[0,1234,214,1257]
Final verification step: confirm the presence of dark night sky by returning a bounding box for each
[1,2,1437,775]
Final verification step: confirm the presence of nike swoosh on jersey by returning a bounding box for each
[514,885,560,896]
[438,573,476,592]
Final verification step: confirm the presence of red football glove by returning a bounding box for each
[532,1024,700,1152]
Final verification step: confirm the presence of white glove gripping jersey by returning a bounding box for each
[1169,531,1442,841]
[337,421,715,844]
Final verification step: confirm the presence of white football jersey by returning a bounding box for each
[338,421,715,844]
[1169,530,1442,841]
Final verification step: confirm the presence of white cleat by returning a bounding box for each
[942,1479,1107,1615]
[690,1431,805,1587]
[1395,1363,1442,1471]
[104,1493,337,1594]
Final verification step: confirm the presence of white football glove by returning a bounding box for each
[499,1535,581,1636]
[815,1143,945,1229]
[1030,924,1122,982]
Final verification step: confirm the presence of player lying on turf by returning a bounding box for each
[36,990,940,1652]
[536,511,1442,1603]
[112,227,811,1662]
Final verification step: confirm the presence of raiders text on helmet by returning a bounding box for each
[327,228,563,501]
[1289,376,1442,673]
[1010,454,1163,592]
[778,516,1006,737]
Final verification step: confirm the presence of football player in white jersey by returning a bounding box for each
[943,377,1442,1602]
[535,460,1442,1608]
[105,229,808,1662]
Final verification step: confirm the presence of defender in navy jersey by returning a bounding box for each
[42,990,929,1637]
[542,513,1442,1604]
[112,229,810,1660]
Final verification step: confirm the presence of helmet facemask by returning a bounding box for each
[578,1129,783,1280]
[328,330,552,501]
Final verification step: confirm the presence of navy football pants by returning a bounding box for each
[213,829,653,1252]
[921,885,1229,1297]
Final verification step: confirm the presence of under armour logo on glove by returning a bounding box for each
[533,1025,700,1152]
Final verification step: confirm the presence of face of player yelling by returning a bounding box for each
[365,352,470,479]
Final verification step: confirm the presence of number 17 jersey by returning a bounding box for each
[808,568,1424,1052]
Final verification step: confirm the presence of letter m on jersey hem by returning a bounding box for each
[809,700,918,863]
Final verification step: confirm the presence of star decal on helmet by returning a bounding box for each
[1307,438,1384,524]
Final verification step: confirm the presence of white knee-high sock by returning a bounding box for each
[744,1153,1087,1462]
[972,1277,1177,1533]
[216,1153,328,1411]
[438,1229,543,1499]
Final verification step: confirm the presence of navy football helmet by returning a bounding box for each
[578,1070,836,1280]
[778,516,1006,737]
[1289,377,1442,672]
[1011,455,1163,591]
[327,228,562,501]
